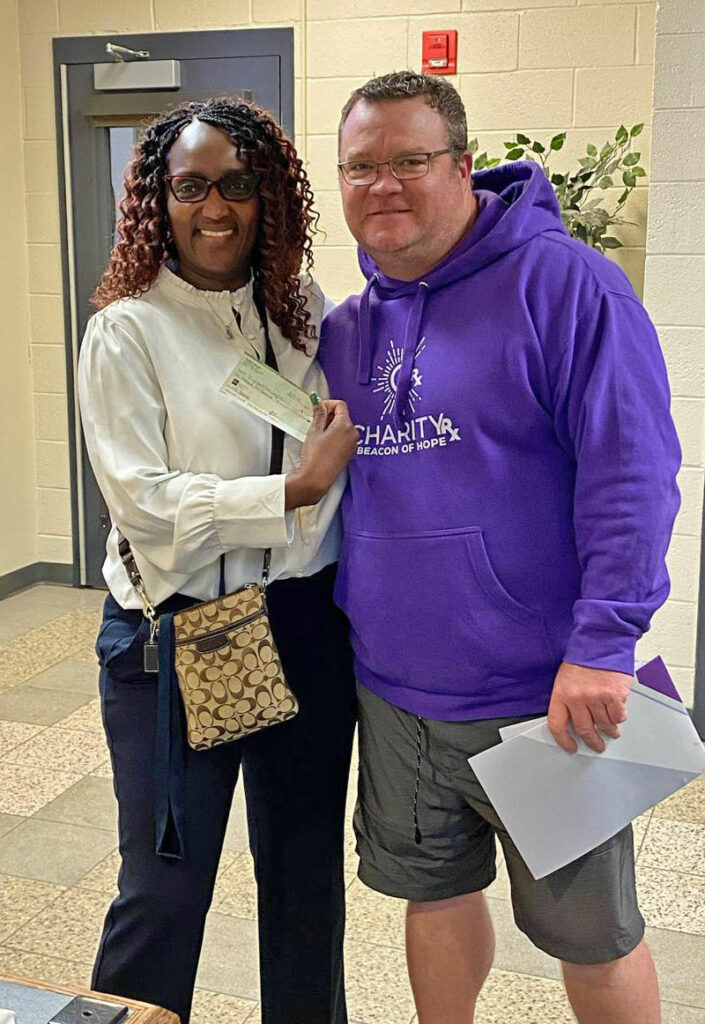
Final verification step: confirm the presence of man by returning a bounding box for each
[319,71,681,1024]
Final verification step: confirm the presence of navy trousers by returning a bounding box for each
[93,564,356,1024]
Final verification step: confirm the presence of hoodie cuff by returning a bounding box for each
[563,625,637,676]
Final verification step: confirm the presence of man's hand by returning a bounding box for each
[547,661,632,754]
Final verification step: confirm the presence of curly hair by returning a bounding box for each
[93,98,318,350]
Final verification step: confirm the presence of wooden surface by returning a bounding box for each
[0,972,180,1024]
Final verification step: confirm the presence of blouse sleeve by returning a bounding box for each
[78,311,292,577]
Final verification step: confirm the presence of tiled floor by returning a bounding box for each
[1,585,704,1023]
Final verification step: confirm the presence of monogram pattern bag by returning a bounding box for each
[118,293,298,751]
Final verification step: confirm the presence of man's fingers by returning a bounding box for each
[587,703,621,740]
[570,704,605,753]
[547,702,577,754]
[605,699,628,726]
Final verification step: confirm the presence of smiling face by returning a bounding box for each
[165,119,260,291]
[338,96,476,281]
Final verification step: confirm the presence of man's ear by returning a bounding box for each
[458,151,473,182]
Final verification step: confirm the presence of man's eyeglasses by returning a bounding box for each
[337,148,464,186]
[165,172,260,203]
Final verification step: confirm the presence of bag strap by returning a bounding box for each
[118,286,285,607]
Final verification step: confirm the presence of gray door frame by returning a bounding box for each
[52,28,294,588]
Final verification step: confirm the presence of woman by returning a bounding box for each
[78,98,358,1024]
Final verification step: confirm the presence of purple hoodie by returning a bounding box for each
[319,162,681,721]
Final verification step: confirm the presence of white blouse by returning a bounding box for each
[78,265,343,609]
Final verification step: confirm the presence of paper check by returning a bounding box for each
[220,352,313,442]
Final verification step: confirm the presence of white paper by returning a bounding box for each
[0,1010,17,1024]
[470,664,705,879]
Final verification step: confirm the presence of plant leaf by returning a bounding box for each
[475,153,487,170]
[616,124,628,143]
[468,138,479,154]
[486,158,502,168]
[630,123,644,137]
[550,173,566,185]
[601,236,622,249]
[587,144,598,157]
[516,133,531,145]
[623,151,640,166]
[631,166,646,177]
[597,176,613,188]
[618,188,630,204]
[531,140,546,154]
[550,133,566,150]
[622,171,637,187]
[506,147,525,160]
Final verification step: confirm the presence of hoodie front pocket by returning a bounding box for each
[337,527,553,697]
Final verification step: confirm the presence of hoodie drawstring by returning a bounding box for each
[413,714,424,845]
[393,281,429,428]
[356,274,378,384]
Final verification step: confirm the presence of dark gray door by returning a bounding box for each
[54,30,294,588]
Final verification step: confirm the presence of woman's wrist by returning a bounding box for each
[284,469,325,510]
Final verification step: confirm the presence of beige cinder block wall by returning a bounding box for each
[637,0,705,707]
[0,0,37,578]
[12,0,656,578]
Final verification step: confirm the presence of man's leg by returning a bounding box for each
[562,940,661,1024]
[406,892,495,1024]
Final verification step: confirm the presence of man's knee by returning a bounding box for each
[407,890,487,915]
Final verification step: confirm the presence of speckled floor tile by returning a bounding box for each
[486,897,560,980]
[0,819,117,885]
[76,849,121,895]
[662,1003,705,1024]
[0,762,82,815]
[222,785,250,854]
[639,818,705,875]
[54,699,104,735]
[2,725,109,775]
[654,776,705,825]
[344,826,359,889]
[485,860,511,900]
[474,968,575,1023]
[0,620,31,644]
[0,873,65,944]
[7,886,111,962]
[637,867,705,934]
[0,946,93,988]
[345,939,416,1024]
[212,852,257,919]
[34,776,118,832]
[346,879,405,949]
[0,611,91,690]
[1,585,99,615]
[0,720,45,753]
[0,684,93,726]
[196,912,259,1000]
[28,659,100,696]
[90,761,114,779]
[0,813,23,838]
[632,812,652,857]
[191,988,257,1024]
[646,925,705,1006]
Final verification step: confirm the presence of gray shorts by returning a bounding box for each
[354,683,645,965]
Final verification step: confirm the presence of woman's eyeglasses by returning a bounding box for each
[337,148,463,186]
[165,172,260,203]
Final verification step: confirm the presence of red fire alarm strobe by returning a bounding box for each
[422,30,458,75]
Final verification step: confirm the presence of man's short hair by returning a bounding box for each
[338,70,468,159]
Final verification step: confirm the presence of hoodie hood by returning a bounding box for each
[356,162,568,425]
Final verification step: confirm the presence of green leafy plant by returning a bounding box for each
[469,124,646,253]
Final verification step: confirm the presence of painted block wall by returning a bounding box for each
[0,0,37,577]
[637,0,705,705]
[11,0,658,575]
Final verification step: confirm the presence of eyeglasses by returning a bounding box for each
[164,172,260,203]
[337,148,464,186]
